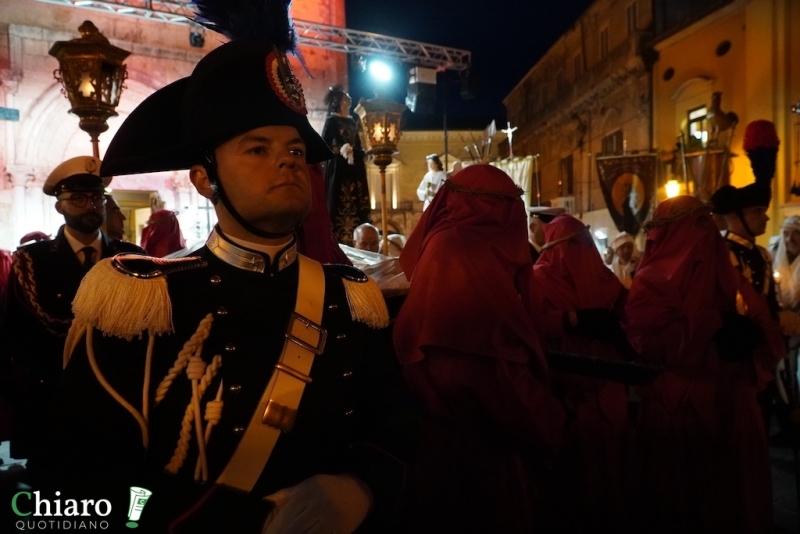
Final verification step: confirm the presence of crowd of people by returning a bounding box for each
[0,2,797,533]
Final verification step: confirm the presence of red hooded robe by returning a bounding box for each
[623,195,783,533]
[140,209,187,258]
[394,164,564,533]
[531,214,632,532]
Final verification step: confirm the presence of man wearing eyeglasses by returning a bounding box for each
[0,155,143,461]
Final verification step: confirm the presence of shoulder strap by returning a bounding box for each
[216,254,326,492]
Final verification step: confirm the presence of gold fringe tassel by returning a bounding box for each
[72,258,174,340]
[342,276,390,329]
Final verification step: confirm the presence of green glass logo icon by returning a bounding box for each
[126,487,152,528]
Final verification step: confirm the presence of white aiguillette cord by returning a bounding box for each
[215,254,326,492]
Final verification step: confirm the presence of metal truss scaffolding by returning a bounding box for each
[36,0,471,71]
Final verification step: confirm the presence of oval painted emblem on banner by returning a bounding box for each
[611,173,646,215]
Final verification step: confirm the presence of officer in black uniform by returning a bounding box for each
[709,120,784,440]
[0,156,143,460]
[27,4,411,533]
[710,173,778,317]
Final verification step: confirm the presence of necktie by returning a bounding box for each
[81,246,96,270]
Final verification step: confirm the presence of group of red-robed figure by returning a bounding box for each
[392,164,784,534]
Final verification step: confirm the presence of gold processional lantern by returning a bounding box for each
[49,21,130,158]
[354,95,406,256]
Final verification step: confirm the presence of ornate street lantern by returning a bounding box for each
[49,21,130,158]
[354,95,406,255]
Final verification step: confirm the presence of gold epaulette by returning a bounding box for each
[68,254,206,341]
[325,264,390,329]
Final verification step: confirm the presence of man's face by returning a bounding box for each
[354,226,380,252]
[56,190,106,234]
[105,197,126,239]
[616,242,634,263]
[529,217,545,247]
[209,125,311,236]
[741,206,769,237]
[783,228,800,259]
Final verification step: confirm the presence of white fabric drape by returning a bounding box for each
[491,156,533,198]
[773,216,800,310]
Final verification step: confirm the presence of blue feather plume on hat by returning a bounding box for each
[191,0,297,53]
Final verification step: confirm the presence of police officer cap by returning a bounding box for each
[43,156,110,196]
[527,206,566,223]
[709,182,771,215]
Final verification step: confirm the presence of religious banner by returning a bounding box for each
[492,156,533,202]
[595,154,657,235]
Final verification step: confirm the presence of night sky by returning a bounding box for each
[344,0,595,130]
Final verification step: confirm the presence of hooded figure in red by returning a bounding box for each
[624,195,784,533]
[296,163,351,265]
[140,209,187,258]
[394,164,564,533]
[531,214,633,532]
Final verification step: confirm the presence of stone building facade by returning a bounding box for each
[0,0,348,250]
[650,0,800,241]
[504,0,654,231]
[505,0,800,244]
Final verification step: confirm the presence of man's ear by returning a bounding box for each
[190,165,214,201]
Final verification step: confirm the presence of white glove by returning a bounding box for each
[340,143,354,165]
[261,473,373,534]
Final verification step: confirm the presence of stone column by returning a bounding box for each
[24,173,45,237]
[7,165,34,245]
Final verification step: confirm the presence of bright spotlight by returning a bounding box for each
[368,60,393,83]
[594,228,608,240]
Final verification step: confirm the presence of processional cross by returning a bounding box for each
[502,121,518,159]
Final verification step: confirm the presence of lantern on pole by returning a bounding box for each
[354,95,406,255]
[49,21,130,159]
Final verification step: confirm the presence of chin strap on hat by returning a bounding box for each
[202,152,295,240]
[734,208,759,241]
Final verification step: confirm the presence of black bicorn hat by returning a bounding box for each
[709,182,771,215]
[100,1,333,178]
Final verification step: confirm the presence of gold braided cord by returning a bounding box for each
[195,381,225,482]
[12,250,72,335]
[86,327,149,449]
[443,179,523,201]
[155,313,214,404]
[165,353,222,476]
[143,333,155,423]
[642,202,711,232]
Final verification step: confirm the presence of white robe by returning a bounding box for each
[416,170,447,211]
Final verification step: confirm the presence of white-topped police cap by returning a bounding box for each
[526,206,566,223]
[43,156,111,196]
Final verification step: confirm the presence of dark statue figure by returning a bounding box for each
[322,86,371,246]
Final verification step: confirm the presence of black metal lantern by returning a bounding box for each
[354,95,406,255]
[49,21,130,158]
